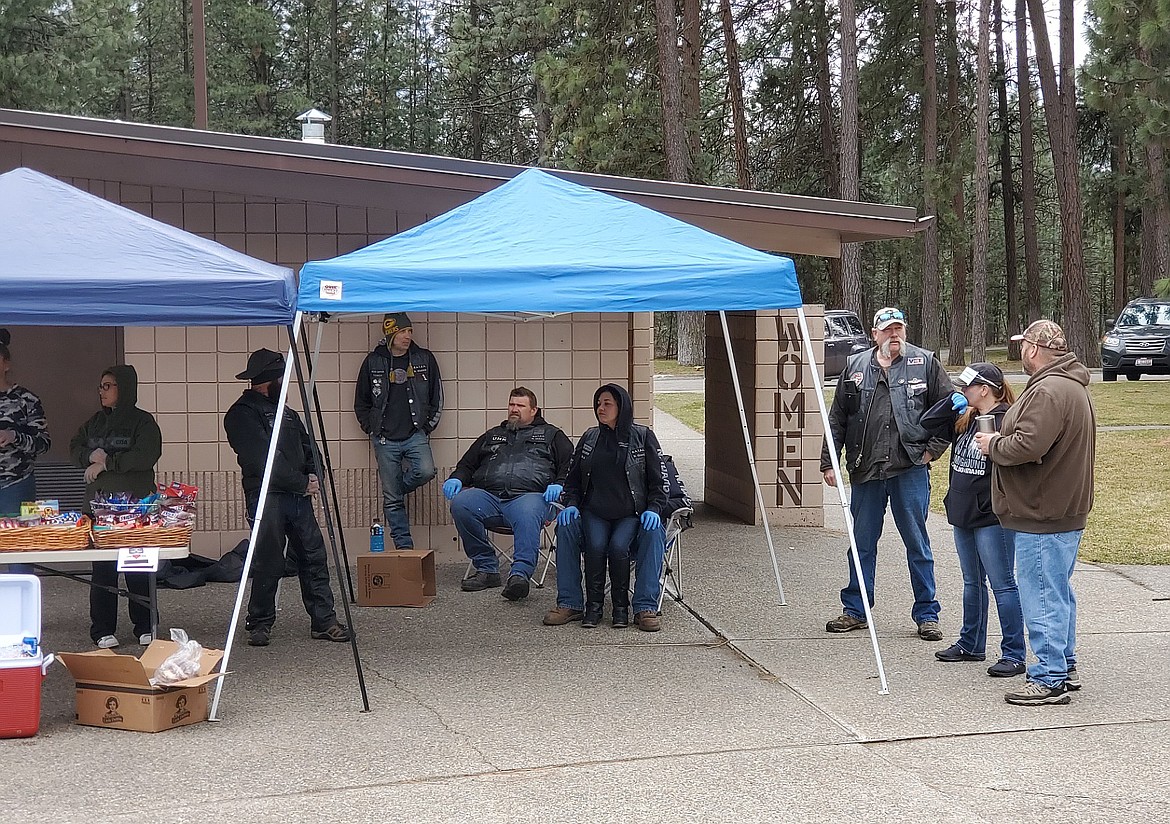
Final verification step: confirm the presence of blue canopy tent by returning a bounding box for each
[0,167,368,716]
[297,169,889,692]
[0,168,295,326]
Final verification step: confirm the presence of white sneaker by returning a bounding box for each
[138,633,153,645]
[96,635,120,649]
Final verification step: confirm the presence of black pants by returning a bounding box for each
[245,492,338,633]
[90,561,154,643]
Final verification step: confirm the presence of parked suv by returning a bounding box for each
[824,310,872,379]
[1101,298,1170,381]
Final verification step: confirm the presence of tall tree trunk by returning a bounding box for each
[814,0,843,307]
[946,0,967,366]
[1026,0,1096,362]
[655,0,701,362]
[1112,129,1128,315]
[1144,138,1170,286]
[329,0,339,140]
[680,0,702,172]
[1139,211,1157,295]
[920,0,941,351]
[676,311,706,365]
[970,0,991,362]
[839,0,862,315]
[654,0,690,182]
[719,0,751,189]
[995,0,1020,353]
[1016,0,1041,334]
[467,0,485,161]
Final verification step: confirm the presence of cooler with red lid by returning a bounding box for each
[0,573,49,738]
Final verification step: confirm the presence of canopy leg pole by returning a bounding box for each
[796,307,889,695]
[290,322,372,713]
[210,313,304,721]
[302,315,357,603]
[719,311,786,605]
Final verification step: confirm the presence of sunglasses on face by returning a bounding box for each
[875,309,905,323]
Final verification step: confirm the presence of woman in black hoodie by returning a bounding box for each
[70,365,163,649]
[559,384,669,628]
[921,363,1025,677]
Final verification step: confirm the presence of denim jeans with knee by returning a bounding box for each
[555,518,667,613]
[841,465,940,624]
[952,524,1025,662]
[372,430,436,549]
[1014,529,1081,687]
[450,489,551,578]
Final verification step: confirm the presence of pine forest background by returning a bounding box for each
[3,0,1169,366]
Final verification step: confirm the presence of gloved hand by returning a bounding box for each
[640,510,661,531]
[950,391,968,413]
[557,506,580,526]
[543,483,564,503]
[442,478,462,500]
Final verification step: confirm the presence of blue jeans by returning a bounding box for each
[842,466,940,624]
[450,489,552,578]
[372,430,436,549]
[555,518,667,614]
[1014,530,1081,687]
[953,524,1025,662]
[1,474,36,574]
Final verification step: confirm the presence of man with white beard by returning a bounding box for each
[820,307,954,641]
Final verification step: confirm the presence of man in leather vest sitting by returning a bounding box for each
[820,307,953,642]
[441,387,573,601]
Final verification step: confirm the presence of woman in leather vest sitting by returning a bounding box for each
[558,384,669,628]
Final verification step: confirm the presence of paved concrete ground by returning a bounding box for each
[4,410,1169,823]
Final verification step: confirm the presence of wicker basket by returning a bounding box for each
[0,517,93,552]
[90,524,193,549]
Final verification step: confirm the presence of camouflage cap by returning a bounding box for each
[1011,319,1068,352]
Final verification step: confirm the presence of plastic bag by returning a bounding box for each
[149,628,203,687]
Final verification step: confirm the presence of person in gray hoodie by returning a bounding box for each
[974,320,1096,706]
[70,364,162,649]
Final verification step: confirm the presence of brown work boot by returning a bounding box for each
[543,606,583,626]
[634,611,661,632]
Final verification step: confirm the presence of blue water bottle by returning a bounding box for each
[370,522,385,553]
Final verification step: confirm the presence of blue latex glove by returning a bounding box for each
[950,391,968,413]
[543,483,564,503]
[640,510,661,531]
[442,478,462,500]
[557,506,580,526]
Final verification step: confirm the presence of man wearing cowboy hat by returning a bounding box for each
[354,313,443,550]
[224,348,349,647]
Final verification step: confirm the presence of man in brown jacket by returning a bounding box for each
[974,319,1096,706]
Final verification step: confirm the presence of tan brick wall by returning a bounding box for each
[704,307,826,527]
[129,312,653,559]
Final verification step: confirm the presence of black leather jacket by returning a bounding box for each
[354,341,443,436]
[450,415,573,499]
[821,343,953,479]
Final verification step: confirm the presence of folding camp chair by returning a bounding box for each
[657,506,693,609]
[462,504,560,588]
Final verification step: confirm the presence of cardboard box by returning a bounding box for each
[58,640,225,733]
[357,550,436,607]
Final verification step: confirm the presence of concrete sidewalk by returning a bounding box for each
[4,413,1169,822]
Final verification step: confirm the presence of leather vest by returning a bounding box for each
[841,343,937,471]
[575,424,651,513]
[472,422,562,497]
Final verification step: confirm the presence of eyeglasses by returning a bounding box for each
[98,383,117,391]
[875,309,905,323]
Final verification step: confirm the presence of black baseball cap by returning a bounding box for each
[954,362,1004,391]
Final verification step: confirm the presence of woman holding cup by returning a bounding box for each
[922,362,1026,677]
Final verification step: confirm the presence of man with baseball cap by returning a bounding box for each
[973,319,1096,705]
[224,348,349,647]
[821,306,953,641]
[354,313,443,550]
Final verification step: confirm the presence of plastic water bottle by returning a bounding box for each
[370,522,385,553]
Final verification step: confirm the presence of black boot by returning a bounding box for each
[582,549,607,629]
[609,551,631,628]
